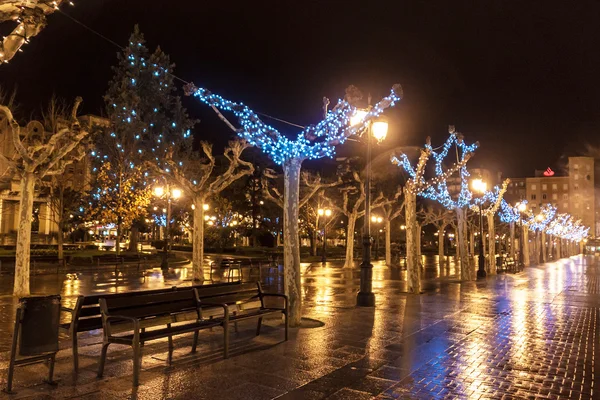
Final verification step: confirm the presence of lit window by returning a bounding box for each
[552,184,557,190]
[575,203,580,209]
[574,163,579,169]
[574,174,580,180]
[563,203,568,209]
[563,184,568,190]
[542,184,547,190]
[531,184,537,190]
[552,194,557,200]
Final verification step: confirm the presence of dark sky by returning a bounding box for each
[2,0,600,177]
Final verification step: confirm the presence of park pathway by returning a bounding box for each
[0,255,596,399]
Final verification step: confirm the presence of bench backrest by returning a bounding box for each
[196,282,262,308]
[100,289,199,320]
[71,282,240,332]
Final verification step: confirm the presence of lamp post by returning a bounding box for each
[471,178,487,279]
[516,202,526,268]
[371,216,383,260]
[352,109,389,307]
[154,184,181,269]
[318,208,332,263]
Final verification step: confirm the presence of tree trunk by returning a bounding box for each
[344,214,357,268]
[405,190,421,293]
[385,219,392,266]
[487,214,496,274]
[556,238,561,259]
[456,207,471,280]
[510,222,515,261]
[128,226,139,252]
[192,196,205,281]
[522,226,530,267]
[14,172,35,297]
[541,231,547,263]
[416,224,422,259]
[57,186,64,261]
[310,229,317,257]
[438,226,445,265]
[283,159,302,327]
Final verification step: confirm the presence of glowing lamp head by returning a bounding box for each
[471,178,487,194]
[191,204,195,210]
[203,203,209,211]
[318,209,324,216]
[517,202,527,212]
[325,209,332,217]
[371,215,377,223]
[536,214,544,222]
[154,186,164,196]
[377,217,383,223]
[350,109,368,127]
[171,189,182,199]
[372,118,389,143]
[400,224,406,230]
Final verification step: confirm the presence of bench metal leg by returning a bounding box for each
[223,323,229,359]
[44,354,58,386]
[97,342,110,378]
[256,317,263,336]
[167,324,173,366]
[72,332,79,372]
[191,331,199,353]
[140,328,145,347]
[132,340,141,387]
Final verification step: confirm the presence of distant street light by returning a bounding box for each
[318,208,332,263]
[371,216,383,260]
[471,178,487,279]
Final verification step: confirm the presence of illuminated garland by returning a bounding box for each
[185,83,402,165]
[392,127,478,209]
[471,179,509,216]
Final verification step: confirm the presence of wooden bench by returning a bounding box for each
[210,258,243,282]
[59,282,238,372]
[95,255,124,267]
[97,289,228,386]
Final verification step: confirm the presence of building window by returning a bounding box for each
[552,193,557,200]
[509,183,513,187]
[563,203,568,209]
[531,194,537,200]
[542,184,547,190]
[574,163,579,170]
[563,184,568,190]
[552,184,557,190]
[575,203,580,209]
[574,174,580,180]
[574,184,579,190]
[542,193,547,200]
[563,194,568,200]
[531,184,537,190]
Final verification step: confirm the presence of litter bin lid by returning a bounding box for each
[18,295,61,356]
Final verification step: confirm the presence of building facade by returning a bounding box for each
[506,156,596,238]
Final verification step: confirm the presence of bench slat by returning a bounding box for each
[103,290,196,309]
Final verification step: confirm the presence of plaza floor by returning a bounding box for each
[0,255,597,399]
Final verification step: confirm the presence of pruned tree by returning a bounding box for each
[470,179,509,274]
[186,81,401,326]
[154,140,254,281]
[380,195,404,266]
[0,97,88,297]
[392,127,478,292]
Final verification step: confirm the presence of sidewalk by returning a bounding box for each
[0,256,597,399]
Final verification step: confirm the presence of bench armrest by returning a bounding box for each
[104,314,140,329]
[198,302,230,316]
[260,293,288,311]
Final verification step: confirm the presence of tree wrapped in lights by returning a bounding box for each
[470,179,509,274]
[0,97,88,297]
[153,140,254,281]
[392,127,478,291]
[499,199,521,261]
[529,204,557,264]
[186,82,401,325]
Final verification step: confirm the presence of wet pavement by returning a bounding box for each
[0,255,597,399]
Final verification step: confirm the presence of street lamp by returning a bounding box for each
[471,178,487,279]
[154,184,181,268]
[318,208,332,263]
[352,109,389,307]
[371,216,383,260]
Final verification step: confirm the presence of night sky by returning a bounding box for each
[2,1,600,177]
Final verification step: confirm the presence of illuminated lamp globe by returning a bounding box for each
[203,203,209,211]
[350,109,368,126]
[517,202,527,212]
[172,189,182,199]
[325,209,332,217]
[372,118,389,143]
[154,186,164,196]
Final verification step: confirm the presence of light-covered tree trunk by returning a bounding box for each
[438,226,445,265]
[344,215,357,268]
[487,214,496,274]
[416,224,422,259]
[283,159,302,326]
[456,208,471,280]
[192,196,205,281]
[14,172,35,297]
[510,222,515,261]
[385,219,392,266]
[405,190,421,293]
[541,231,547,263]
[556,238,561,259]
[522,226,530,267]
